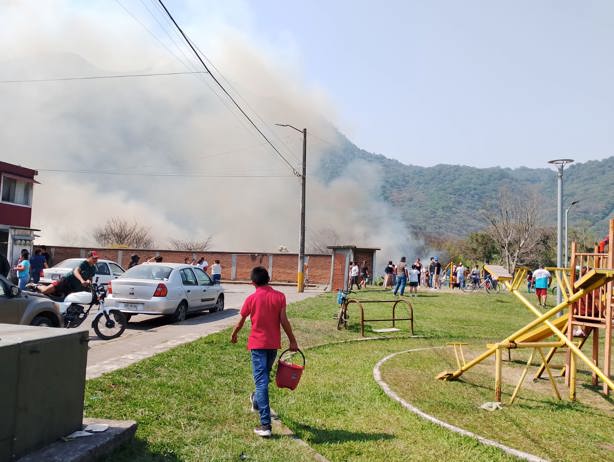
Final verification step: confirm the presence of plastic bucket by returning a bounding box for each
[275,349,305,390]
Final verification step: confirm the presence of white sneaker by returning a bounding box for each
[253,425,272,437]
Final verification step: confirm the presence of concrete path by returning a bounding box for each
[85,284,324,379]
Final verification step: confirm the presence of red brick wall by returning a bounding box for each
[44,246,334,286]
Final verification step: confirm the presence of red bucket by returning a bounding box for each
[275,349,305,390]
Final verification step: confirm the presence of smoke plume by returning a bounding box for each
[0,0,417,270]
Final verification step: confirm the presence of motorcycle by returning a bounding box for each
[29,279,127,340]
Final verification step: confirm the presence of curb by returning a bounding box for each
[372,347,548,462]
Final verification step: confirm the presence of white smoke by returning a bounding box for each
[0,0,416,269]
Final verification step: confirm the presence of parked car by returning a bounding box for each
[106,263,224,322]
[40,258,125,285]
[0,275,62,327]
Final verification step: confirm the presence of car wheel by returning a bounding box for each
[170,301,188,323]
[210,295,224,313]
[31,315,55,327]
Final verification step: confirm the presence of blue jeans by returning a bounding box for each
[18,276,29,290]
[212,274,221,284]
[394,276,407,296]
[251,349,277,426]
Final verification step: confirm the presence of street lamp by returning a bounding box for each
[548,158,574,305]
[275,123,307,293]
[564,200,580,266]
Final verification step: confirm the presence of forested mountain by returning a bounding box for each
[317,133,613,239]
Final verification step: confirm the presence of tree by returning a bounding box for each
[94,218,154,249]
[484,188,541,273]
[461,232,499,264]
[307,227,341,254]
[169,237,213,252]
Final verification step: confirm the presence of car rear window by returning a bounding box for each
[122,265,172,280]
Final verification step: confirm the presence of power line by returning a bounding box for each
[0,71,205,84]
[156,0,300,177]
[37,168,294,178]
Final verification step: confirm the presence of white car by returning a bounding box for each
[40,258,125,285]
[106,263,224,323]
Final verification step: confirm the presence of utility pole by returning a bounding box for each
[276,124,307,292]
[548,159,574,305]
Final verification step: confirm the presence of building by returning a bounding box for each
[327,245,380,291]
[0,161,39,263]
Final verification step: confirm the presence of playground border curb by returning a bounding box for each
[373,347,548,462]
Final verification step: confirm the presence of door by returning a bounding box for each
[0,280,27,324]
[179,268,201,310]
[193,267,218,307]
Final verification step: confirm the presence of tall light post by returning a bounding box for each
[548,158,574,305]
[564,200,580,267]
[276,123,307,292]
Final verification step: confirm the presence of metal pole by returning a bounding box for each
[549,158,573,305]
[564,206,570,267]
[556,164,563,306]
[297,128,307,292]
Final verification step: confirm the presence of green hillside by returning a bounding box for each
[316,133,613,238]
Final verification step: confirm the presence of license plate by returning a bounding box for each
[122,303,143,310]
[52,274,61,280]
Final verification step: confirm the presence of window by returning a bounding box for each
[95,263,110,275]
[109,263,125,277]
[193,267,213,286]
[180,268,198,286]
[1,176,32,206]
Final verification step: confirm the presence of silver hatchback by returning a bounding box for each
[106,263,224,323]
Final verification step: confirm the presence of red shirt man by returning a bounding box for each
[230,266,298,438]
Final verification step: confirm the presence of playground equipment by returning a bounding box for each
[337,296,414,337]
[437,219,614,404]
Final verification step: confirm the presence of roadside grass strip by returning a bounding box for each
[85,290,613,461]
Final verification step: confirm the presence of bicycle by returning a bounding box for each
[336,289,352,330]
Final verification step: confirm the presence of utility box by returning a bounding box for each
[0,324,88,461]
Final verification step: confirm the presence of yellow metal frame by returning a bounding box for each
[436,264,614,404]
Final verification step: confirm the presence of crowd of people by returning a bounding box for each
[3,246,52,289]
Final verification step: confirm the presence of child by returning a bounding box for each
[408,264,420,296]
[230,267,299,438]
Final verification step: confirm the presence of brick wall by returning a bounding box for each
[45,246,334,286]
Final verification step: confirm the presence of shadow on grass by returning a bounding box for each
[286,420,394,444]
[100,438,182,462]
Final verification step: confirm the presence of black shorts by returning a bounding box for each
[409,281,418,287]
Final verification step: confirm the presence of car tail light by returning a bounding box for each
[153,283,168,297]
[107,281,112,294]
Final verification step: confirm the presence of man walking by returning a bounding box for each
[349,261,361,290]
[230,267,299,438]
[533,265,552,307]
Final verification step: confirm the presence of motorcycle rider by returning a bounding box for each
[40,251,99,298]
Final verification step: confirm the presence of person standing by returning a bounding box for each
[230,267,299,438]
[29,249,48,284]
[349,262,361,290]
[0,252,10,278]
[393,257,408,296]
[383,261,394,289]
[533,265,551,307]
[15,250,31,289]
[428,257,435,288]
[526,270,534,293]
[433,257,442,289]
[211,259,222,284]
[408,264,420,297]
[455,262,465,289]
[40,245,52,267]
[360,262,369,288]
[128,254,140,269]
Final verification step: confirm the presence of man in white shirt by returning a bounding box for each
[532,265,551,307]
[349,262,360,290]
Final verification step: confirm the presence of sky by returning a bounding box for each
[172,0,614,168]
[1,0,611,258]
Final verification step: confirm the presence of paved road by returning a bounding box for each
[84,284,324,379]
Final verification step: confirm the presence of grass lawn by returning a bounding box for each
[85,288,614,461]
